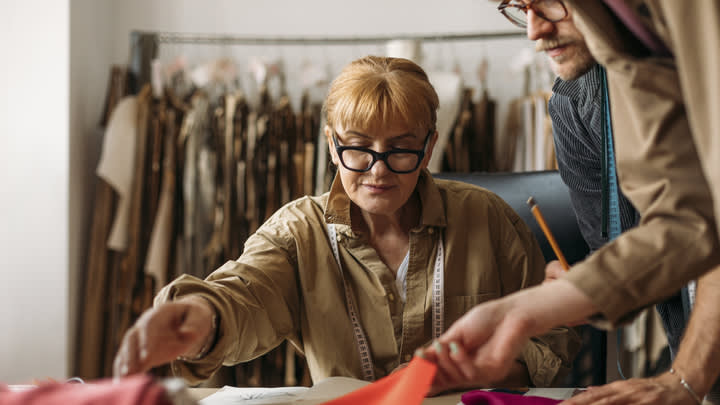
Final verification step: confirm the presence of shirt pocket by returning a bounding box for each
[444,293,499,328]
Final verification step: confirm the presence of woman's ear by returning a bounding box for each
[420,130,439,169]
[324,125,339,166]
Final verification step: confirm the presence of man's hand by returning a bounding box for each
[562,373,698,405]
[421,340,530,396]
[112,296,216,378]
[415,298,535,395]
[418,280,596,395]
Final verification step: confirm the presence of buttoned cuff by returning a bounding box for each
[155,273,232,386]
[521,342,561,387]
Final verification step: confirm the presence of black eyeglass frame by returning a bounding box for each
[497,0,569,29]
[332,129,433,174]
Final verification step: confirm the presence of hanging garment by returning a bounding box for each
[112,85,155,364]
[497,99,523,172]
[145,108,180,293]
[76,178,117,379]
[97,97,138,252]
[99,66,129,127]
[427,71,463,173]
[471,89,497,172]
[445,88,473,172]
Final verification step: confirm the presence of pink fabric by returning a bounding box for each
[602,0,671,56]
[461,390,562,405]
[0,375,172,405]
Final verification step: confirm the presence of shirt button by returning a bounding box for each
[403,354,412,362]
[428,227,434,234]
[388,293,395,302]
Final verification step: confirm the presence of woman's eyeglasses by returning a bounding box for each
[498,0,569,29]
[332,130,432,174]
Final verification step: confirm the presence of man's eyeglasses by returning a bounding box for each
[498,0,568,29]
[332,130,432,174]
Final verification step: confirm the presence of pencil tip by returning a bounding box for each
[527,196,536,207]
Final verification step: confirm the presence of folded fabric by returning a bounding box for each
[461,390,562,405]
[320,357,436,405]
[0,375,173,405]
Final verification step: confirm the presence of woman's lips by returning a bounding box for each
[364,184,394,193]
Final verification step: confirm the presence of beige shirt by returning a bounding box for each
[156,170,578,386]
[561,1,720,327]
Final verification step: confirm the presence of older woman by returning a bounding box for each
[113,56,578,392]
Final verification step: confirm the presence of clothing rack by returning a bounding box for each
[128,29,526,96]
[133,29,526,46]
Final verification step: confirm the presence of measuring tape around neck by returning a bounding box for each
[327,223,444,381]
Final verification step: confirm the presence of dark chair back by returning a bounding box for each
[434,170,589,265]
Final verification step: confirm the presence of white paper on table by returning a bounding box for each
[525,388,577,399]
[198,377,369,405]
[199,386,309,405]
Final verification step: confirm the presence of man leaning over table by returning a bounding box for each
[421,1,720,404]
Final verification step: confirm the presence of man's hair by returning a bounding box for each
[324,56,439,134]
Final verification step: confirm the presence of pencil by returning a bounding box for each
[527,196,570,271]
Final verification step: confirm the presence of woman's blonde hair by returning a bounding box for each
[324,56,439,134]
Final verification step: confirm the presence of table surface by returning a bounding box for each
[188,386,578,404]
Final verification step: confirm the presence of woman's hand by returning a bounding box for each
[543,260,567,284]
[112,296,215,379]
[543,261,588,326]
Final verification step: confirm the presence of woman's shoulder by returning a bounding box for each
[432,178,519,221]
[433,178,509,205]
[260,194,328,231]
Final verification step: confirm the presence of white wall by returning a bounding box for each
[0,0,70,384]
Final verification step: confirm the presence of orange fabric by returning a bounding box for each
[320,357,437,405]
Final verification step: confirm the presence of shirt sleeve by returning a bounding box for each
[154,210,302,385]
[562,54,720,328]
[491,195,581,387]
[656,1,720,236]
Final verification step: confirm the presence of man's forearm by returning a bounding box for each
[671,266,720,398]
[508,279,598,334]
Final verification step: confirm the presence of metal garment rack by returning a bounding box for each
[128,29,526,93]
[133,29,526,46]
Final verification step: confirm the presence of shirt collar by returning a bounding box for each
[551,63,603,103]
[323,169,447,230]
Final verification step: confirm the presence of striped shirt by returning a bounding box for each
[548,63,686,357]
